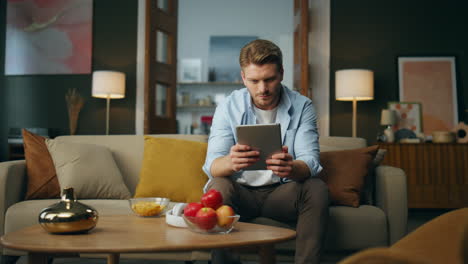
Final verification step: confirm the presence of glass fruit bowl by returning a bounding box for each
[183,214,240,234]
[129,197,170,217]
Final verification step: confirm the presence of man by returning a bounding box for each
[202,39,329,264]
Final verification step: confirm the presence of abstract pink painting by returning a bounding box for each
[398,57,458,135]
[5,0,93,75]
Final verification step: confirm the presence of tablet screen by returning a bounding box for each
[236,123,282,170]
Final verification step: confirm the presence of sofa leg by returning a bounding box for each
[0,256,19,264]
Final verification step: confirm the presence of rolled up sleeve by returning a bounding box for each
[202,103,235,179]
[294,101,322,177]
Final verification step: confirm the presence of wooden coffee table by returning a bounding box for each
[0,215,295,264]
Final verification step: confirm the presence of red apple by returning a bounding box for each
[201,189,223,209]
[195,207,217,230]
[216,205,236,227]
[183,202,203,217]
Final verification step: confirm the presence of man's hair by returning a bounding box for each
[239,39,283,71]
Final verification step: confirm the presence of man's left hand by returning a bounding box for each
[266,146,293,178]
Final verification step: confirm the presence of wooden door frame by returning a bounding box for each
[294,0,309,97]
[143,0,178,134]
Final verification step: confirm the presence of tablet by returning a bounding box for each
[236,123,282,170]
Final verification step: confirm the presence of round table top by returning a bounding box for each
[1,215,296,254]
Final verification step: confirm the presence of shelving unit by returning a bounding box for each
[176,82,243,134]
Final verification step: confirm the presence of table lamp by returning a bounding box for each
[335,69,374,137]
[380,109,396,142]
[92,71,126,135]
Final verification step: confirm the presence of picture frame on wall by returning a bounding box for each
[179,58,202,83]
[398,56,458,135]
[388,101,423,134]
[4,0,93,75]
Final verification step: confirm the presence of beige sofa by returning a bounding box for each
[0,135,408,263]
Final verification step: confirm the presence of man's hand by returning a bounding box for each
[266,146,294,178]
[229,144,260,172]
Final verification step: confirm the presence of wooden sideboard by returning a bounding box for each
[378,143,468,209]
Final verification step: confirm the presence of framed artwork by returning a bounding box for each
[179,58,202,83]
[388,101,423,134]
[208,36,257,82]
[4,0,93,75]
[398,56,458,135]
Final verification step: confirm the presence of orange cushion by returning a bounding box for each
[319,145,379,207]
[22,129,60,199]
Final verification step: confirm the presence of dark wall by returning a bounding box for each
[330,0,468,144]
[0,0,138,161]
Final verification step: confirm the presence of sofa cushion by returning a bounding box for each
[46,139,131,199]
[22,129,60,199]
[54,134,209,196]
[250,205,388,251]
[134,136,208,203]
[319,145,379,207]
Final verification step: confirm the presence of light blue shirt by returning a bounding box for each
[202,85,322,188]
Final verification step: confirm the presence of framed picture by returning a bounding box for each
[398,56,458,135]
[5,0,93,75]
[208,36,257,82]
[388,101,423,134]
[179,58,202,83]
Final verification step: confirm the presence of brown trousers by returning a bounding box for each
[207,176,329,264]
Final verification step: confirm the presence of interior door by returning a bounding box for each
[144,0,178,134]
[293,0,310,97]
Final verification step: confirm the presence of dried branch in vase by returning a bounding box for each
[65,88,85,135]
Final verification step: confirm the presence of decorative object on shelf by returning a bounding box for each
[179,58,202,82]
[380,109,396,143]
[5,0,93,75]
[431,131,456,143]
[335,69,374,137]
[92,71,126,135]
[394,128,417,142]
[65,88,85,135]
[208,36,257,82]
[453,122,468,143]
[38,187,98,234]
[398,56,458,136]
[388,101,422,134]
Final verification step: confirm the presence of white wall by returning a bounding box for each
[178,0,294,89]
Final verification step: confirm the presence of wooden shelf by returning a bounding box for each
[178,82,243,85]
[378,142,468,209]
[177,104,216,108]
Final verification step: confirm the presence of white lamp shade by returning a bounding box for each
[380,109,397,126]
[92,71,126,99]
[335,69,374,101]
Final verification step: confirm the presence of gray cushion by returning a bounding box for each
[46,139,131,199]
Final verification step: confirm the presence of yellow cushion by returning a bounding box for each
[134,136,208,203]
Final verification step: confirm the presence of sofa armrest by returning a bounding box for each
[0,160,27,236]
[374,165,408,245]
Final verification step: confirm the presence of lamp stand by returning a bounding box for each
[352,99,357,137]
[106,95,110,135]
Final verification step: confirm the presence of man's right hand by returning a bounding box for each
[229,144,260,172]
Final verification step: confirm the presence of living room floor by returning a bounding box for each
[15,209,450,264]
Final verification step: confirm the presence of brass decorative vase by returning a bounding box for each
[38,187,98,234]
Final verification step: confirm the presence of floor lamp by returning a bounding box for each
[335,69,374,137]
[92,71,126,135]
